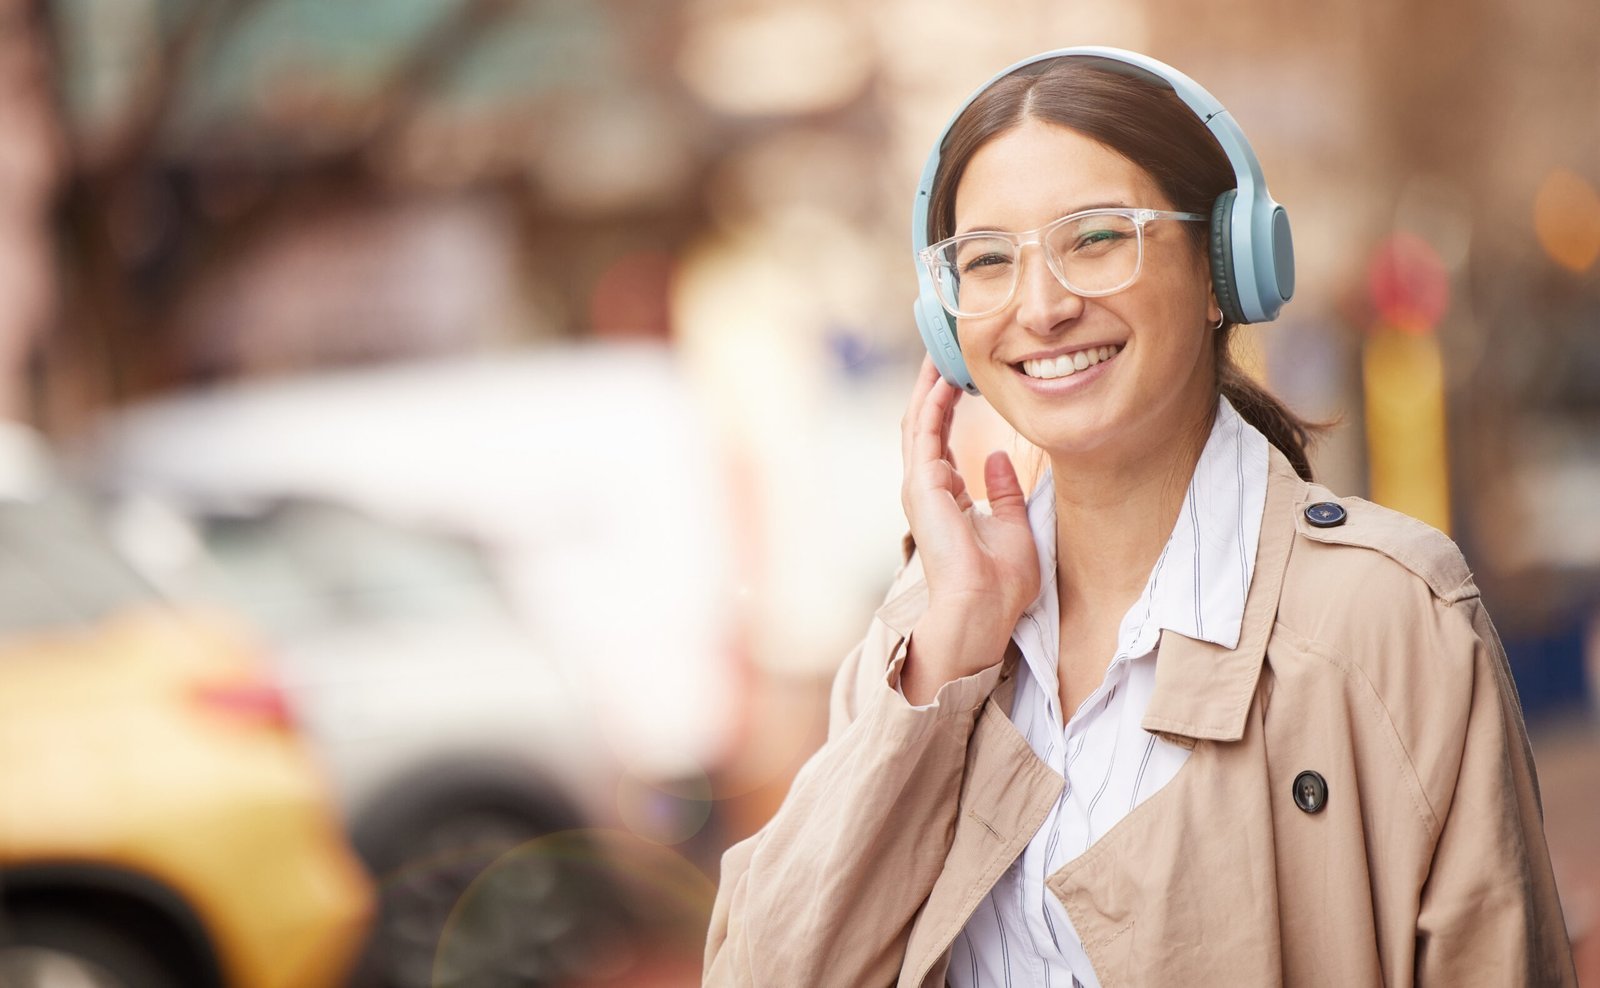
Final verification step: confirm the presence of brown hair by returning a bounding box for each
[929,57,1324,481]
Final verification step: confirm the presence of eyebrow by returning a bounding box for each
[954,200,1132,237]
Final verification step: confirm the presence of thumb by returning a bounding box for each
[984,450,1028,523]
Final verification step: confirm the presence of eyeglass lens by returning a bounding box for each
[931,212,1144,316]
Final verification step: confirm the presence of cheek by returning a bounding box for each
[1137,317,1205,375]
[1118,301,1211,389]
[1132,269,1210,348]
[955,317,1002,368]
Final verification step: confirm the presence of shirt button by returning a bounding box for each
[1304,501,1347,528]
[1293,771,1328,813]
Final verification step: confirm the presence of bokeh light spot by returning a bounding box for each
[1366,231,1449,335]
[1533,168,1600,274]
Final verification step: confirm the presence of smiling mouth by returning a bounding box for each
[1018,344,1124,380]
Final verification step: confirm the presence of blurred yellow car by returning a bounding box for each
[0,492,373,988]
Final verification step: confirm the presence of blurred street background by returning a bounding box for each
[0,0,1596,985]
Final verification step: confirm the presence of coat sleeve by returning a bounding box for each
[1413,598,1577,985]
[702,562,1005,988]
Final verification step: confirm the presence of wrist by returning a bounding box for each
[901,610,1015,705]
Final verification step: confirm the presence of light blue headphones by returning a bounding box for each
[911,46,1296,394]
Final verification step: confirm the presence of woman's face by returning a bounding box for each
[952,118,1219,464]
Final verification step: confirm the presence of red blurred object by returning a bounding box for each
[590,250,676,339]
[1366,231,1450,335]
[192,677,295,729]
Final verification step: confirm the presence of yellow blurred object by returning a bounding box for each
[1533,168,1600,274]
[0,606,374,988]
[1361,327,1452,534]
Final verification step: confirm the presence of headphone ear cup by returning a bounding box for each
[1209,189,1246,326]
[913,294,979,394]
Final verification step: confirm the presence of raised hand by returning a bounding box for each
[898,357,1041,703]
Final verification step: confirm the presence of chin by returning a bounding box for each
[1012,405,1128,461]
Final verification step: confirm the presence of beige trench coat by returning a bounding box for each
[704,447,1576,987]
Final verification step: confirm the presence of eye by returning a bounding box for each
[960,251,1013,274]
[1072,228,1130,252]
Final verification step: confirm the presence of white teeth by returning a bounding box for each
[1020,344,1123,380]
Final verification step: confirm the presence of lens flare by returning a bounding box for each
[434,829,717,987]
[617,771,714,846]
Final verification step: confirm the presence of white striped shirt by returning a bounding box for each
[948,396,1269,988]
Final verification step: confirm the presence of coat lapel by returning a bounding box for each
[1042,708,1286,986]
[900,648,1064,988]
[1140,446,1300,743]
[871,576,1064,987]
[1041,448,1305,986]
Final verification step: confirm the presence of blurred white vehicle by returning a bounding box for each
[81,343,744,986]
[89,343,741,780]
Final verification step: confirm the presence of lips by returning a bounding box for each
[1018,344,1124,380]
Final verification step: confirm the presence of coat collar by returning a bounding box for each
[1140,445,1301,742]
[873,444,1306,745]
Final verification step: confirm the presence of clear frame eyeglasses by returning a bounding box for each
[919,207,1207,319]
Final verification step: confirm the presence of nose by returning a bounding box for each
[1012,241,1084,336]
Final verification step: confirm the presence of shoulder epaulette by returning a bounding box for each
[1293,492,1478,604]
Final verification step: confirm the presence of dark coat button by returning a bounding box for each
[1293,771,1328,813]
[1304,501,1347,528]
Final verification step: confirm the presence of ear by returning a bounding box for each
[1194,248,1223,326]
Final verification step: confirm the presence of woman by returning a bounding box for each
[703,48,1575,987]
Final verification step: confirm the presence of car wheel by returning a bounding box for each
[0,909,184,988]
[358,806,625,988]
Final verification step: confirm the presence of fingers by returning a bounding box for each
[941,381,959,464]
[913,352,940,396]
[901,356,974,533]
[903,357,940,433]
[984,450,1028,523]
[901,356,941,468]
[911,368,962,469]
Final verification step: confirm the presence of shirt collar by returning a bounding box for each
[1123,394,1268,653]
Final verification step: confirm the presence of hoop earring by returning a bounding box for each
[1210,312,1226,331]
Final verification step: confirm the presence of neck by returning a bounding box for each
[1049,399,1217,616]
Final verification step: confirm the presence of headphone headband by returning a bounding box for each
[911,46,1295,394]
